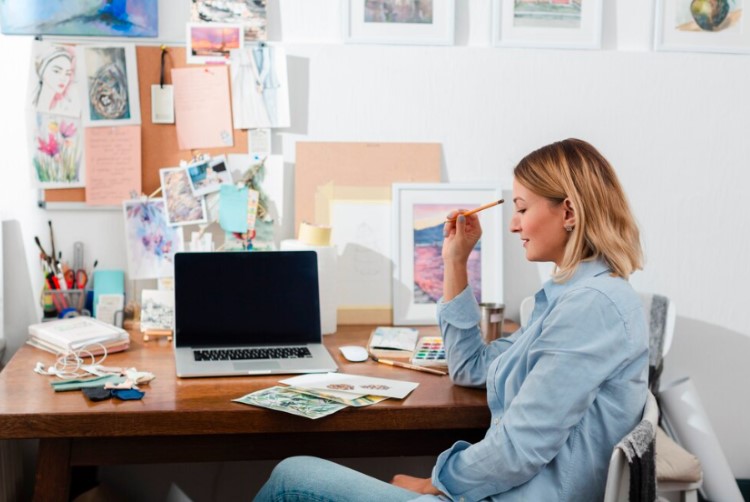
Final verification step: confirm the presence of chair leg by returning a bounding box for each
[682,489,697,502]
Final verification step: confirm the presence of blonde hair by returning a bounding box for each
[513,138,643,281]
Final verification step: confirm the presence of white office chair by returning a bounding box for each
[603,391,659,502]
[518,293,702,501]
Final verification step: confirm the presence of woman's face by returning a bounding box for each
[509,178,570,266]
[42,55,73,94]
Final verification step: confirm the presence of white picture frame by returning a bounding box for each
[655,0,749,53]
[392,183,504,326]
[343,0,455,45]
[491,0,603,49]
[78,43,141,127]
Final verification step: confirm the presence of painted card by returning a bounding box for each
[191,0,267,41]
[78,43,141,127]
[280,372,419,400]
[413,203,481,304]
[28,41,81,118]
[230,45,291,129]
[159,167,208,226]
[28,112,84,188]
[186,22,243,64]
[233,386,347,419]
[123,199,184,280]
[0,0,158,37]
[139,289,175,331]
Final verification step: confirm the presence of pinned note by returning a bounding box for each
[219,185,249,234]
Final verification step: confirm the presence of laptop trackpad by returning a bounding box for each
[233,361,281,372]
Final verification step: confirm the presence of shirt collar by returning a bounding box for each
[540,258,611,304]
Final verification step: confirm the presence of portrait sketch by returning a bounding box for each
[28,41,80,118]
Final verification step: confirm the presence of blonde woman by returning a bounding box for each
[255,139,648,501]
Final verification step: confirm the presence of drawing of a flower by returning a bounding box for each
[33,114,82,184]
[37,134,60,157]
[59,121,76,139]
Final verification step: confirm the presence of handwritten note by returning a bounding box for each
[172,66,234,150]
[84,126,142,206]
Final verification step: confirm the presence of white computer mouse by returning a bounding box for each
[339,345,369,363]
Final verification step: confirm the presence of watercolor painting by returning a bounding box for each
[0,0,158,37]
[513,0,582,29]
[28,41,81,118]
[29,113,84,188]
[187,22,243,64]
[675,0,741,32]
[159,167,208,226]
[191,0,267,40]
[364,0,434,23]
[412,203,481,304]
[140,289,175,331]
[123,199,184,280]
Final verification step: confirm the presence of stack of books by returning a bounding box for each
[27,317,130,356]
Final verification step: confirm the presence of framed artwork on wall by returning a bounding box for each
[392,183,504,325]
[343,0,455,45]
[491,0,603,49]
[655,0,749,53]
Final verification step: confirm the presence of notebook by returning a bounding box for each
[173,251,338,377]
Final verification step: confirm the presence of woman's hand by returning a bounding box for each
[391,474,442,495]
[442,211,482,301]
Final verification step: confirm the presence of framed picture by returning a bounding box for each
[491,0,603,49]
[186,23,243,64]
[77,44,141,127]
[392,183,504,325]
[343,0,456,45]
[655,0,749,53]
[191,0,267,41]
[0,0,158,37]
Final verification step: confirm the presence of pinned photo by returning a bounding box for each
[159,166,208,226]
[187,155,232,196]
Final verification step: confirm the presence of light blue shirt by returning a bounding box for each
[425,259,648,502]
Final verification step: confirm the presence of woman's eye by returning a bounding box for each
[516,209,526,214]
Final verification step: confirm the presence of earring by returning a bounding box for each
[564,225,573,232]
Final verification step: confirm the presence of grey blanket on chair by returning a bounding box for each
[646,295,668,394]
[617,420,656,502]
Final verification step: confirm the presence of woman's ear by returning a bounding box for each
[563,198,576,229]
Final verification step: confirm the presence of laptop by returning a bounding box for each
[173,251,338,377]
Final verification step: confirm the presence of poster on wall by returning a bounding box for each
[0,0,158,37]
[78,44,141,127]
[191,0,267,41]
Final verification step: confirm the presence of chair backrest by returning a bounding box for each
[603,391,659,502]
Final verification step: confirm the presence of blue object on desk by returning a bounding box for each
[92,269,124,317]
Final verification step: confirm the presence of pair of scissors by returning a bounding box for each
[64,268,88,290]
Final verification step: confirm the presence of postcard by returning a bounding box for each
[233,386,347,419]
[186,155,233,196]
[280,373,418,400]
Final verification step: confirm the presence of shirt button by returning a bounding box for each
[493,418,499,425]
[459,498,465,502]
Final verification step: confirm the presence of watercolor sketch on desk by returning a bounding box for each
[77,43,141,127]
[140,289,175,332]
[0,0,158,37]
[160,167,208,227]
[191,0,267,41]
[28,41,81,118]
[123,199,184,280]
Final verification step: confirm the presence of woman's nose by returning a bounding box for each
[510,214,520,233]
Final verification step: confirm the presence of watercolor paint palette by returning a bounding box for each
[410,336,446,367]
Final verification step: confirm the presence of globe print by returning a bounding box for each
[690,0,730,31]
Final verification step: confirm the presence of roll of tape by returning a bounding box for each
[298,222,332,247]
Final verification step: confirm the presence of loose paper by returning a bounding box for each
[172,66,234,149]
[280,373,418,400]
[85,125,141,206]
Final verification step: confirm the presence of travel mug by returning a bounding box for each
[479,302,505,343]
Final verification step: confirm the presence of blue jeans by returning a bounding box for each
[253,456,422,502]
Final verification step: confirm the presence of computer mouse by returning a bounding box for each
[339,345,369,363]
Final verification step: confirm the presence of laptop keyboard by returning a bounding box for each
[193,347,312,361]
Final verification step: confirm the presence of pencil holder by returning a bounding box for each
[40,288,90,320]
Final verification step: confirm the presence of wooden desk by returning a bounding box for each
[0,325,493,501]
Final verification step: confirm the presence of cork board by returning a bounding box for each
[44,45,248,204]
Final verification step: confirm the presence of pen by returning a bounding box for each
[371,355,447,376]
[446,199,504,221]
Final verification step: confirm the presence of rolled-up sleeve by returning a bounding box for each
[431,288,635,500]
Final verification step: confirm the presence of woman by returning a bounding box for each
[254,139,649,501]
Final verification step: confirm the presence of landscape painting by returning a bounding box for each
[0,0,158,37]
[412,203,482,304]
[513,0,582,29]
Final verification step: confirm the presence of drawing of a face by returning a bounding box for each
[41,54,73,94]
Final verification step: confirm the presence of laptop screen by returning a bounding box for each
[174,251,322,348]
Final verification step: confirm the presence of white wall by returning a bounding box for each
[1,0,748,492]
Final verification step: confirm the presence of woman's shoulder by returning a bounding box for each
[563,272,642,320]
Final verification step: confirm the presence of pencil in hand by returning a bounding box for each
[446,199,504,221]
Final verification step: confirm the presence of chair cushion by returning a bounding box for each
[655,426,702,483]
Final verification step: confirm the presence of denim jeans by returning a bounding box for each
[253,456,422,502]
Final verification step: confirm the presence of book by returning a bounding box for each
[367,327,419,360]
[27,317,129,354]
